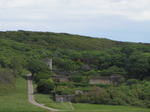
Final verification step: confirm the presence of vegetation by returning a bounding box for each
[69,103,150,112]
[37,78,55,94]
[0,70,49,112]
[34,93,150,112]
[34,93,73,110]
[28,59,50,76]
[0,30,150,110]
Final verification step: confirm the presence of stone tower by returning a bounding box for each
[43,59,52,71]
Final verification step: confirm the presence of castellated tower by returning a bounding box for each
[43,59,52,71]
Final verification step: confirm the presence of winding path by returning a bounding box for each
[27,74,61,112]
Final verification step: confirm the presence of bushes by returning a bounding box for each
[126,79,139,86]
[54,82,111,88]
[0,67,23,95]
[0,84,15,95]
[69,76,89,83]
[73,82,150,108]
[37,78,55,94]
[52,86,74,95]
[107,87,127,105]
[107,82,150,107]
[0,68,15,85]
[33,72,51,83]
[69,76,83,83]
[74,87,109,104]
[53,58,79,70]
[100,66,126,76]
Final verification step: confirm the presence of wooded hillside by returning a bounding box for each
[0,30,150,94]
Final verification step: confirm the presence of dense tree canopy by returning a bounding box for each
[27,59,50,76]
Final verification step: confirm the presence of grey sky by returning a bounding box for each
[0,0,150,43]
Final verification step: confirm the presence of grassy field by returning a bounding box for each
[34,94,72,111]
[34,93,150,112]
[0,71,49,112]
[68,103,150,112]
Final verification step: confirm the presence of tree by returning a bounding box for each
[110,53,126,68]
[33,71,52,83]
[126,53,150,79]
[52,86,74,95]
[10,57,22,77]
[37,78,55,94]
[97,52,111,70]
[27,59,50,76]
[54,58,79,70]
[121,46,135,57]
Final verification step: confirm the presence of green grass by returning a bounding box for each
[0,71,49,112]
[0,84,15,95]
[34,93,150,112]
[34,93,72,111]
[33,82,72,111]
[68,103,150,112]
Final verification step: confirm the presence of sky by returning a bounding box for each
[0,0,150,43]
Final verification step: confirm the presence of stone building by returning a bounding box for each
[43,59,52,70]
[89,75,122,85]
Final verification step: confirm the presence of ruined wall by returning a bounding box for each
[52,76,69,82]
[55,94,75,102]
[57,76,69,82]
[53,70,79,76]
[89,78,112,84]
[89,75,122,85]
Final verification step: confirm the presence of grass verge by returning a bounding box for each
[34,91,150,112]
[67,103,150,112]
[34,93,72,111]
[0,70,49,112]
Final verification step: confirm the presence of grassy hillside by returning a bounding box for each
[0,30,150,82]
[0,70,49,112]
[1,30,149,51]
[0,30,150,87]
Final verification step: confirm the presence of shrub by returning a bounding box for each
[33,72,53,83]
[126,79,139,86]
[52,86,74,95]
[107,87,128,105]
[69,76,83,83]
[109,98,126,105]
[100,70,112,76]
[74,87,109,104]
[54,82,111,88]
[37,78,55,94]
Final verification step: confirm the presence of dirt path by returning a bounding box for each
[27,74,61,112]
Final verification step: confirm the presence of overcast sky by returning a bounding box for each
[0,0,150,43]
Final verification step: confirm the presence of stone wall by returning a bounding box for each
[53,70,80,76]
[55,94,75,102]
[89,75,122,85]
[89,78,112,84]
[52,76,69,82]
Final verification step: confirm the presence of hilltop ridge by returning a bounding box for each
[0,30,149,51]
